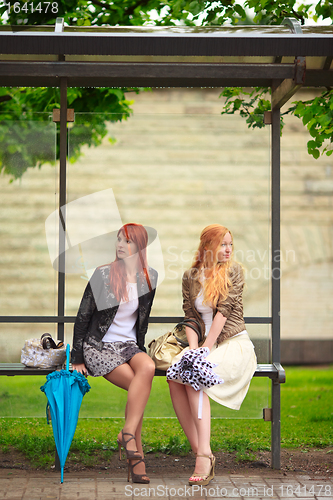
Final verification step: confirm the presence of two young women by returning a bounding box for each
[71,222,257,485]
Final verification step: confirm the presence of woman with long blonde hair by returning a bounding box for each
[168,224,257,486]
[72,223,158,484]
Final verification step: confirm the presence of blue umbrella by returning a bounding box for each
[40,345,91,483]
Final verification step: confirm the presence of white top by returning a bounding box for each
[195,287,213,335]
[195,284,246,338]
[102,282,139,343]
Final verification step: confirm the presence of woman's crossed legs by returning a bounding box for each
[104,352,155,476]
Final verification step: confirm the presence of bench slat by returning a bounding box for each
[0,362,286,383]
[0,363,62,376]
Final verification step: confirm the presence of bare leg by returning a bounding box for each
[122,402,144,453]
[168,381,198,453]
[104,352,155,476]
[122,403,146,476]
[123,352,155,433]
[185,386,212,479]
[134,414,144,457]
[104,352,155,443]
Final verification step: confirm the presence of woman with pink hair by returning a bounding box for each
[72,223,158,484]
[168,224,257,486]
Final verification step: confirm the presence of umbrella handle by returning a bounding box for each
[198,389,203,419]
[66,344,70,371]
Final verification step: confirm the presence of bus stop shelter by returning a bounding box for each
[0,18,332,469]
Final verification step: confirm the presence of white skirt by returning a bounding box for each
[171,332,257,410]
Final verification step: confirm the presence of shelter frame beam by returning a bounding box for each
[272,56,306,109]
[271,83,281,469]
[57,78,67,342]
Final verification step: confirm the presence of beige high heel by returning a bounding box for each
[117,430,142,461]
[189,455,215,486]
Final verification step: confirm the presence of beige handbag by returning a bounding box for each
[21,333,66,369]
[148,320,202,371]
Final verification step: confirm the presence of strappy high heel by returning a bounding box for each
[117,430,142,460]
[189,455,215,486]
[127,457,150,484]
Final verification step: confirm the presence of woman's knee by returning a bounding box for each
[133,354,155,380]
[143,358,156,379]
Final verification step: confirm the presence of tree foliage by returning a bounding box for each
[0,3,146,179]
[291,90,333,158]
[0,85,138,179]
[217,1,333,159]
[3,0,332,27]
[0,0,332,179]
[221,87,272,129]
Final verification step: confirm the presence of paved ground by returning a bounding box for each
[1,470,332,500]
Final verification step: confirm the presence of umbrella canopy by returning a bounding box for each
[40,345,91,483]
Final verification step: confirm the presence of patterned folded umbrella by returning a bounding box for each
[166,347,223,391]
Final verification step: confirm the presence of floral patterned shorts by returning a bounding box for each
[83,340,142,377]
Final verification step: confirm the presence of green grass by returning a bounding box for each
[0,374,268,419]
[0,366,332,468]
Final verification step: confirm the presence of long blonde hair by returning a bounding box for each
[191,224,233,307]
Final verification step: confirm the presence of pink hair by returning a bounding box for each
[109,223,151,301]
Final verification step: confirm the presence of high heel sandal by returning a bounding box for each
[127,458,150,484]
[188,455,215,486]
[117,430,142,460]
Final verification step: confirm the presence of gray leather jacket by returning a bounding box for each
[71,264,158,364]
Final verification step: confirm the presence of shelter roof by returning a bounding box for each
[0,21,332,87]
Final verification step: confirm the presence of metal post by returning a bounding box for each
[54,77,68,472]
[271,101,281,469]
[57,78,67,343]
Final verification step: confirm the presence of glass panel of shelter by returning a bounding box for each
[0,117,57,417]
[0,118,57,361]
[0,102,270,418]
[65,96,270,419]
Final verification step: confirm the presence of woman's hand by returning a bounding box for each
[72,363,88,376]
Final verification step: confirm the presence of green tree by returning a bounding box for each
[0,0,332,179]
[216,1,333,160]
[0,86,138,179]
